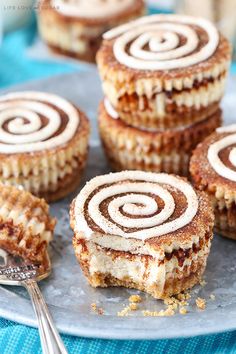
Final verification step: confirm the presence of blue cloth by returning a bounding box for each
[0,20,79,88]
[0,14,236,354]
[1,317,236,354]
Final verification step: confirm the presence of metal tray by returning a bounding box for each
[0,69,236,340]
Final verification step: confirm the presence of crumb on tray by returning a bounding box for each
[142,306,175,317]
[91,303,104,315]
[179,307,188,315]
[129,295,142,303]
[199,279,207,287]
[117,291,193,317]
[129,303,138,311]
[91,303,97,311]
[196,297,206,310]
[98,308,104,315]
[117,306,131,317]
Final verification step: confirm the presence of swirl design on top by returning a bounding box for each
[0,91,79,154]
[208,125,236,182]
[103,14,219,71]
[74,171,199,240]
[51,0,135,18]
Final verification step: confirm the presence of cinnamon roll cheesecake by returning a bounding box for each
[97,14,231,129]
[37,0,145,63]
[99,100,222,175]
[190,125,236,240]
[0,91,90,202]
[0,183,56,271]
[70,171,214,299]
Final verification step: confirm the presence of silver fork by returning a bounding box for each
[0,249,68,354]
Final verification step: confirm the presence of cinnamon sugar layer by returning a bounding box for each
[97,31,231,82]
[70,175,214,251]
[99,101,222,176]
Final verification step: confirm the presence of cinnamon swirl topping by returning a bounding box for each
[208,125,236,182]
[0,91,80,154]
[74,171,199,240]
[103,14,219,70]
[51,0,135,18]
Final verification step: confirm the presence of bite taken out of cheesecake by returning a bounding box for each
[70,171,214,299]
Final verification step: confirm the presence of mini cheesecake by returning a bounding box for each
[99,99,222,176]
[37,0,145,63]
[190,125,236,239]
[0,91,90,202]
[0,184,56,271]
[70,171,214,299]
[97,14,231,129]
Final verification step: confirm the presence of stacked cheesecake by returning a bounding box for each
[97,14,231,176]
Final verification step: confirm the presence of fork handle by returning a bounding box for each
[23,279,68,354]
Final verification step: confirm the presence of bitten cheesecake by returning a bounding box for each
[70,171,214,299]
[0,91,90,202]
[37,0,145,63]
[190,125,236,240]
[97,14,231,129]
[0,184,56,271]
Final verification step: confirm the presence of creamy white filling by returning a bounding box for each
[85,241,210,292]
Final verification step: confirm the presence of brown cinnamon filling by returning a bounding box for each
[0,219,18,237]
[117,72,224,112]
[164,230,212,267]
[75,230,212,268]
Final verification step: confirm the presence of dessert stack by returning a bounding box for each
[97,14,231,176]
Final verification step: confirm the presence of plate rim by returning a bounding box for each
[0,294,236,340]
